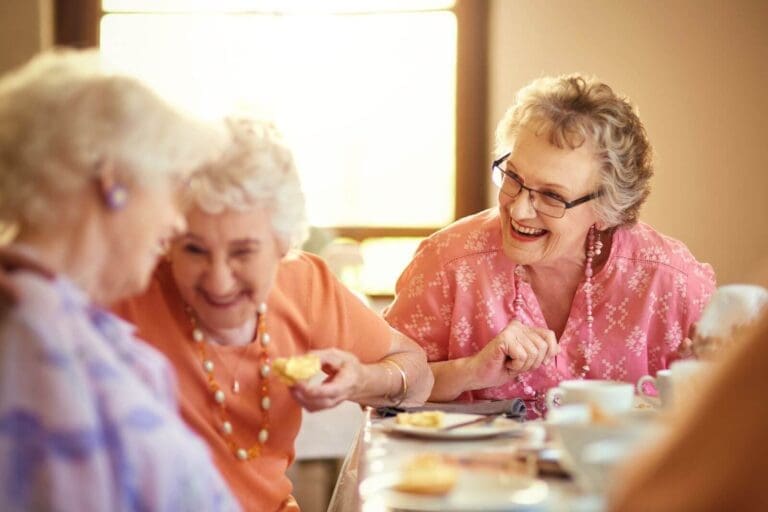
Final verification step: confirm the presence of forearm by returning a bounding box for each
[356,331,433,407]
[428,356,480,402]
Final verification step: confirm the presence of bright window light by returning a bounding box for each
[358,237,424,296]
[100,7,456,229]
[103,0,455,14]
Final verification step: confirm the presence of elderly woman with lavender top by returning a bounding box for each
[0,50,238,510]
[384,74,716,416]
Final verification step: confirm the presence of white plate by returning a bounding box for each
[382,413,525,440]
[359,468,550,511]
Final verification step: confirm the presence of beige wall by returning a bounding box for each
[489,0,768,284]
[0,0,52,244]
[0,0,53,74]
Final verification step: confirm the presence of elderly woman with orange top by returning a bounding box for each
[0,50,238,510]
[112,116,433,511]
[384,73,716,416]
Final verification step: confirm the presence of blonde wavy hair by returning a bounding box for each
[0,48,219,231]
[495,74,653,227]
[183,116,309,249]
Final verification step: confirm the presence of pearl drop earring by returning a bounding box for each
[105,185,128,210]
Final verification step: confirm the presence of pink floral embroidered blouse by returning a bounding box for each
[384,209,716,404]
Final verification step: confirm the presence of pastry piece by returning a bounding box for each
[395,411,445,429]
[395,454,458,495]
[272,354,321,385]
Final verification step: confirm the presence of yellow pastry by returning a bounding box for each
[272,354,321,385]
[395,411,445,429]
[395,454,458,495]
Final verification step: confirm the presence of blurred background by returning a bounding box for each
[1,1,766,509]
[2,0,765,299]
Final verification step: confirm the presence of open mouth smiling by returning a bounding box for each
[510,218,548,239]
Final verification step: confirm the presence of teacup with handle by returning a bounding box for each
[546,379,635,416]
[636,369,673,408]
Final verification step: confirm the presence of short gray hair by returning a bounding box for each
[0,49,220,230]
[183,116,309,249]
[495,74,653,227]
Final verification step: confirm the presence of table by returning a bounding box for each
[329,407,607,512]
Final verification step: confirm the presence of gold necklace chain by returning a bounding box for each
[187,302,272,461]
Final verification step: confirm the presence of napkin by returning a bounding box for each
[375,398,527,421]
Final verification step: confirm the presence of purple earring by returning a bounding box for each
[105,185,128,210]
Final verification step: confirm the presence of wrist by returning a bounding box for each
[461,355,485,391]
[382,358,408,406]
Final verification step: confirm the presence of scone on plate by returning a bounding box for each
[272,354,321,385]
[394,454,459,495]
[395,411,445,429]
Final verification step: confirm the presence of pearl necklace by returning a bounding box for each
[513,225,602,401]
[188,302,272,461]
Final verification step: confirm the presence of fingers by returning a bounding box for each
[499,321,558,374]
[679,337,695,358]
[0,249,54,278]
[503,340,528,372]
[0,275,19,305]
[290,385,344,412]
[288,349,361,411]
[514,336,539,372]
[532,326,559,361]
[0,249,57,306]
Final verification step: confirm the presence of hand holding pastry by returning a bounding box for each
[272,354,322,386]
[288,348,367,411]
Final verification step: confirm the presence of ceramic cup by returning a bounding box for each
[637,361,713,409]
[636,369,673,408]
[545,379,635,415]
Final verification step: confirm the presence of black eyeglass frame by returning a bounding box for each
[491,152,603,218]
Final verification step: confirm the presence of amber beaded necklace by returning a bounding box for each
[188,302,272,461]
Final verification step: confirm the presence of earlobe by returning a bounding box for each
[96,159,128,210]
[592,214,611,232]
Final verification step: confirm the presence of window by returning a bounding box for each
[55,0,488,296]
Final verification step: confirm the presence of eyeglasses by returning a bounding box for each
[491,153,602,219]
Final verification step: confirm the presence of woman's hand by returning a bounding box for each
[289,348,367,412]
[0,248,54,304]
[468,319,559,389]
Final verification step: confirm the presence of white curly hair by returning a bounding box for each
[182,116,309,249]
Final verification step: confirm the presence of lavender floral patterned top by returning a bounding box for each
[385,209,716,403]
[0,272,240,511]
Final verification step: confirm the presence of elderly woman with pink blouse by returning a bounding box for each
[384,74,716,416]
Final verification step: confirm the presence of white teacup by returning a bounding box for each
[636,369,673,408]
[637,361,713,409]
[545,380,635,415]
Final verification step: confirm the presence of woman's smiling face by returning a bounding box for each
[168,205,287,332]
[498,124,603,267]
